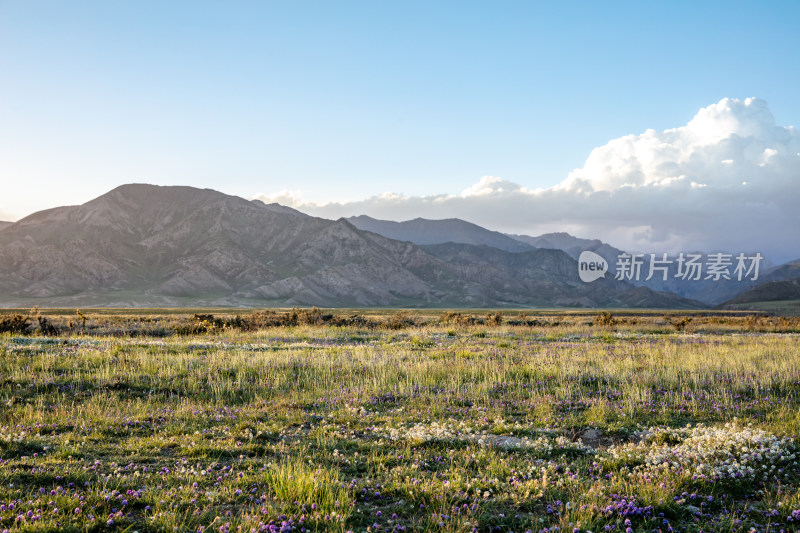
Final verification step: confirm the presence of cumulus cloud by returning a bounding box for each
[256,98,800,263]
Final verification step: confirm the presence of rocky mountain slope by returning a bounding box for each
[0,185,436,306]
[0,184,703,308]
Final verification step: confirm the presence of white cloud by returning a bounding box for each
[255,98,800,263]
[459,176,533,197]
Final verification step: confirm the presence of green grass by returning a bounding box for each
[0,311,799,532]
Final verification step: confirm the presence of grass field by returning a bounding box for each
[1,309,800,532]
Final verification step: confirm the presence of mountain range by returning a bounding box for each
[350,215,791,305]
[0,184,710,308]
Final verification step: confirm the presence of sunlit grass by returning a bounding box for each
[0,311,799,531]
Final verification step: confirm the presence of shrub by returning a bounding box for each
[670,316,693,331]
[596,311,616,326]
[36,315,59,336]
[0,314,31,334]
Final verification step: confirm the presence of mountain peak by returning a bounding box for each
[95,183,231,207]
[250,199,308,217]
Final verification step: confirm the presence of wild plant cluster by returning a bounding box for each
[2,308,799,338]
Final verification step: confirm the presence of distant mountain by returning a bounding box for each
[0,221,11,231]
[345,218,761,305]
[509,232,772,305]
[721,277,800,306]
[421,242,704,309]
[719,259,800,308]
[509,232,621,261]
[762,258,800,283]
[347,215,532,252]
[0,184,702,308]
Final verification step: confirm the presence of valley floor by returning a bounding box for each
[1,310,800,532]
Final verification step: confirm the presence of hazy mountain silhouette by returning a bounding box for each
[509,232,620,260]
[419,242,704,309]
[718,258,800,307]
[348,215,532,252]
[721,277,800,306]
[345,216,781,305]
[762,258,800,283]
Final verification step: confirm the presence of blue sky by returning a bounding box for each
[1,1,800,259]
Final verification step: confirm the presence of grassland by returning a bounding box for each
[1,309,800,532]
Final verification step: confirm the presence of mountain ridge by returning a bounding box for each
[721,277,800,306]
[347,215,796,305]
[0,184,703,308]
[347,215,533,252]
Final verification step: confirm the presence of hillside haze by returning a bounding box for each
[348,215,532,252]
[0,184,702,308]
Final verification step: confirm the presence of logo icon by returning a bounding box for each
[578,251,608,283]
